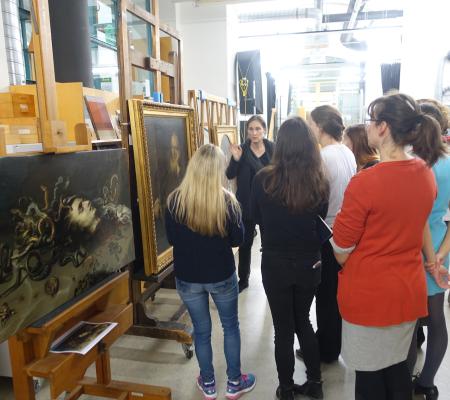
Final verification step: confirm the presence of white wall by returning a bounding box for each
[400,0,450,99]
[0,1,11,92]
[159,0,176,27]
[176,3,230,102]
[226,5,239,103]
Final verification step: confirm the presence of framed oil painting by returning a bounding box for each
[0,149,135,343]
[128,100,196,275]
[211,125,239,193]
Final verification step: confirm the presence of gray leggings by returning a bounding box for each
[407,292,448,386]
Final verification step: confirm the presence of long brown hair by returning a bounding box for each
[368,93,447,166]
[344,124,379,169]
[262,117,329,213]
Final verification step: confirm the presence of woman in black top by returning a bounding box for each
[251,117,329,400]
[226,115,274,292]
[165,144,256,400]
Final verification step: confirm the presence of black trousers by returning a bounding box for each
[262,251,322,388]
[407,292,447,386]
[237,219,256,284]
[355,361,412,400]
[315,240,342,362]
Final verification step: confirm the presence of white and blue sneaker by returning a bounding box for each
[225,373,256,400]
[196,376,217,399]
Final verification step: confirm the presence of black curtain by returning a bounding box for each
[236,50,263,115]
[266,72,276,126]
[381,63,401,95]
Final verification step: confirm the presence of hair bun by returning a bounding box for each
[414,114,425,124]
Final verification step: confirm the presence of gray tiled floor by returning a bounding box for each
[1,232,450,399]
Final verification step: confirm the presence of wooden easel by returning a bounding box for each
[188,90,237,146]
[8,271,171,400]
[29,0,91,154]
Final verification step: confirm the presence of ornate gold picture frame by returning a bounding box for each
[129,100,196,275]
[211,125,239,147]
[211,125,238,193]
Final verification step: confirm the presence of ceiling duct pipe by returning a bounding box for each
[1,0,26,85]
[238,7,322,30]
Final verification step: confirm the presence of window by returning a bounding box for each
[132,0,152,13]
[88,0,117,47]
[18,0,34,82]
[88,0,119,92]
[127,11,154,59]
[91,43,119,92]
[131,66,155,98]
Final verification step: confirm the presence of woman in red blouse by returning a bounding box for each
[331,93,447,400]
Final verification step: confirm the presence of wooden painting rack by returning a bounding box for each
[8,271,171,400]
[188,90,237,146]
[129,265,193,359]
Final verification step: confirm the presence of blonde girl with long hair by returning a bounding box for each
[165,144,256,400]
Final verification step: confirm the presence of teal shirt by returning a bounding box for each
[426,155,450,296]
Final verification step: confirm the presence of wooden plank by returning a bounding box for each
[159,24,181,41]
[26,304,133,398]
[128,323,192,343]
[153,0,162,94]
[31,0,61,152]
[177,39,183,105]
[118,0,131,149]
[8,335,36,400]
[130,51,147,70]
[0,126,6,156]
[64,385,84,400]
[25,305,132,376]
[53,144,92,154]
[26,272,129,335]
[117,392,130,400]
[95,350,112,385]
[127,2,157,25]
[80,377,171,400]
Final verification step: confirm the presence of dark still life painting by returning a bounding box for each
[0,149,135,343]
[129,100,196,276]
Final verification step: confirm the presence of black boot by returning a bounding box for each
[413,377,439,400]
[275,386,294,400]
[293,380,324,399]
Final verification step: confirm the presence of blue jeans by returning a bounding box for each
[176,273,241,382]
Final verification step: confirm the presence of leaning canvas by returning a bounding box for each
[0,149,135,343]
[84,95,118,140]
[128,100,196,275]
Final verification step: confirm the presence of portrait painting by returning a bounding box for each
[211,125,239,193]
[0,149,135,343]
[129,100,196,275]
